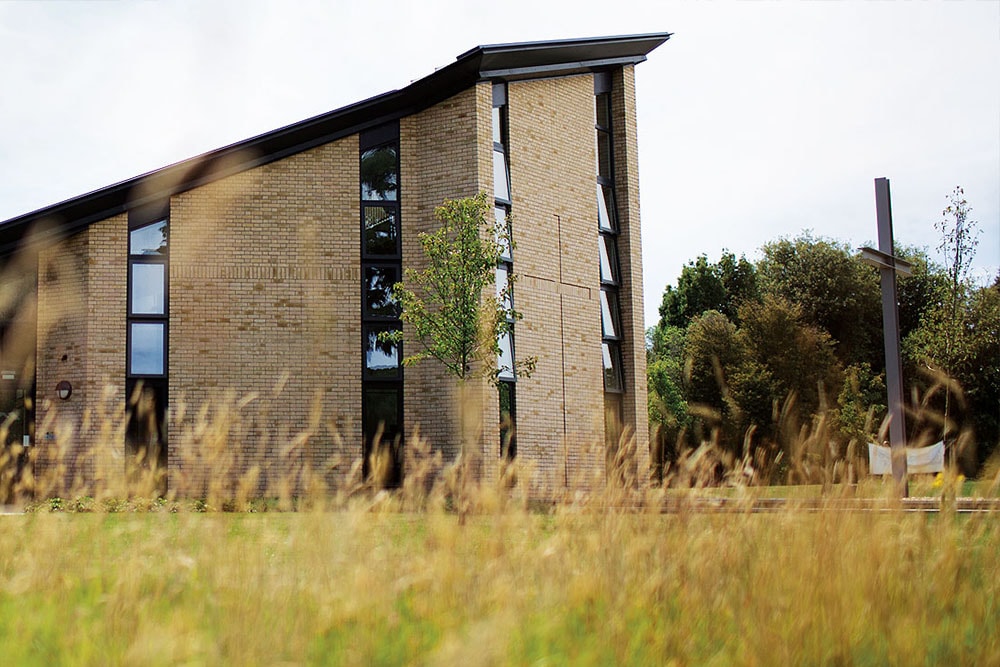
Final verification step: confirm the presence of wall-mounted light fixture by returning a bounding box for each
[56,380,72,400]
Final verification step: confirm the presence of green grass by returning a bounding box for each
[2,503,999,665]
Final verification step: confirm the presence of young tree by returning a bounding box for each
[935,187,981,432]
[389,193,533,382]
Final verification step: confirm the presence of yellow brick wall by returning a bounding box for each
[400,85,493,474]
[169,137,360,494]
[507,74,607,490]
[35,213,127,494]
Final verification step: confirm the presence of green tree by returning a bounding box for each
[681,310,747,452]
[657,251,758,329]
[390,193,533,383]
[647,325,688,478]
[835,362,886,457]
[733,295,841,443]
[935,186,981,434]
[758,233,881,369]
[906,281,1000,467]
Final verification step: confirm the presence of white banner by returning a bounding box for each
[868,441,945,475]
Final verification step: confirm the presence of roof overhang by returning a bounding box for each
[0,32,670,257]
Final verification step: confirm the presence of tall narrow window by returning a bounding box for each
[595,73,625,447]
[126,202,169,488]
[360,123,403,487]
[494,83,517,459]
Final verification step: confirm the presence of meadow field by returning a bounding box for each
[2,483,999,666]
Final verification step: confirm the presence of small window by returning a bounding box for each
[493,150,510,202]
[496,263,512,311]
[597,184,616,232]
[131,263,166,315]
[364,327,401,379]
[602,341,624,393]
[364,266,400,318]
[130,322,165,375]
[596,93,611,130]
[492,106,503,146]
[600,289,620,339]
[129,220,167,256]
[363,205,399,256]
[363,387,400,438]
[361,145,398,201]
[497,330,515,380]
[495,207,512,261]
[599,234,619,284]
[596,130,612,180]
[499,381,516,459]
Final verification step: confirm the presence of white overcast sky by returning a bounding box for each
[1,0,997,328]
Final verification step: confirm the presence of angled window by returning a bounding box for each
[597,184,616,232]
[602,341,624,394]
[493,150,511,203]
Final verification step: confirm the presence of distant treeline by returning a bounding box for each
[647,233,999,480]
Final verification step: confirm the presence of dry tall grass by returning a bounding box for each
[0,385,999,665]
[2,490,999,664]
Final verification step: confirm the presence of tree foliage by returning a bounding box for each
[657,251,758,329]
[389,193,534,384]
[647,192,999,479]
[758,233,880,368]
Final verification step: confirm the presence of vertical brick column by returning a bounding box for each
[612,65,650,483]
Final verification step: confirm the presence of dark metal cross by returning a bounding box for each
[860,178,912,494]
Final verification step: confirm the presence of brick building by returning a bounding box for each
[0,34,669,496]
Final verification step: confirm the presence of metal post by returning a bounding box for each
[873,178,908,494]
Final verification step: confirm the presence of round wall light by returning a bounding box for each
[56,381,73,400]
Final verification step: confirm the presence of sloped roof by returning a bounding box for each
[0,33,669,256]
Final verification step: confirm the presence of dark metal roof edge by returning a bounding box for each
[479,55,651,82]
[1,33,669,248]
[457,32,671,60]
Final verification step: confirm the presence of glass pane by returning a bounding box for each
[602,341,624,393]
[596,93,611,129]
[492,106,502,145]
[360,145,398,201]
[495,206,512,260]
[364,205,398,256]
[499,381,516,459]
[364,387,400,439]
[365,266,400,318]
[365,328,400,378]
[495,263,512,311]
[600,289,620,338]
[131,263,165,315]
[493,150,510,201]
[599,234,619,284]
[130,322,165,375]
[498,331,514,380]
[129,220,167,256]
[597,129,612,180]
[597,184,616,231]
